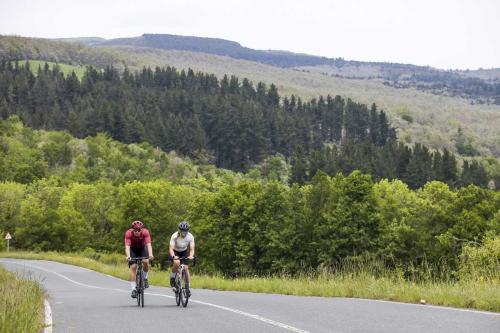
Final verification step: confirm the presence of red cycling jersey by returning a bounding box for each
[124,228,151,247]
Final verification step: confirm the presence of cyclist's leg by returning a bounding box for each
[140,246,150,288]
[184,264,191,297]
[130,263,137,282]
[129,248,138,288]
[172,259,180,272]
[129,247,139,298]
[170,250,181,287]
[184,265,190,285]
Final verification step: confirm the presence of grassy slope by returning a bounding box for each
[16,60,86,79]
[1,251,499,312]
[1,35,499,157]
[0,265,45,333]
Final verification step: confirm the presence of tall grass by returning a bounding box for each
[0,266,45,333]
[1,251,498,312]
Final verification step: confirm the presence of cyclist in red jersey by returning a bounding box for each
[125,220,154,298]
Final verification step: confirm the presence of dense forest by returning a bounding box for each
[1,111,498,280]
[0,120,498,277]
[0,61,493,188]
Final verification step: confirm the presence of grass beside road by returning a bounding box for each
[1,251,499,313]
[0,265,45,333]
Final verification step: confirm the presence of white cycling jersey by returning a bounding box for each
[170,231,195,252]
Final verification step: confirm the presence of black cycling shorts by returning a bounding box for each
[172,249,189,264]
[128,246,149,267]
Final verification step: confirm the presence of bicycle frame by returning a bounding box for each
[172,257,195,307]
[131,256,149,307]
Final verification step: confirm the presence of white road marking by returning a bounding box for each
[345,296,500,316]
[44,299,53,333]
[0,260,311,333]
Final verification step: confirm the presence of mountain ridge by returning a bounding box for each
[59,33,500,73]
[56,33,500,105]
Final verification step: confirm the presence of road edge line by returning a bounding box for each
[44,299,53,333]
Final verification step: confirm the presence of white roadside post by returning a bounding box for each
[4,232,12,252]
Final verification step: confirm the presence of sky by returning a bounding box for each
[0,0,498,70]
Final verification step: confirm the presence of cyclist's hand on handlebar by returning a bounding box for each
[126,256,131,261]
[187,256,194,260]
[148,255,154,260]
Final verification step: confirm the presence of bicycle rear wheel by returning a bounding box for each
[181,270,189,307]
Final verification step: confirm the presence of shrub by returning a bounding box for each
[458,234,500,281]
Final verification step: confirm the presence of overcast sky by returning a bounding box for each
[1,0,498,70]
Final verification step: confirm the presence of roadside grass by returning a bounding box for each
[1,251,498,313]
[0,265,45,333]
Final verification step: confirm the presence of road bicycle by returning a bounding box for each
[130,257,150,307]
[172,257,195,307]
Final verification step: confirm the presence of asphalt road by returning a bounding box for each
[1,259,498,333]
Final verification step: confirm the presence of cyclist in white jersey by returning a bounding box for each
[169,221,195,296]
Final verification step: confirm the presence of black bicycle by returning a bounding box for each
[131,257,150,307]
[172,257,195,307]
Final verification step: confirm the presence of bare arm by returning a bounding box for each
[189,242,195,259]
[147,242,154,259]
[125,245,131,259]
[169,243,175,258]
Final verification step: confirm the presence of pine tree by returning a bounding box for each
[369,103,379,145]
[442,148,458,186]
[290,145,307,185]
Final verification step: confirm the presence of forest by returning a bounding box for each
[0,117,498,279]
[0,61,493,188]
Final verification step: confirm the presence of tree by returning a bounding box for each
[290,145,307,185]
[15,180,65,251]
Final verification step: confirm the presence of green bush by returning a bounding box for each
[81,247,100,261]
[459,234,500,282]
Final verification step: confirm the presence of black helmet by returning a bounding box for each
[178,221,190,231]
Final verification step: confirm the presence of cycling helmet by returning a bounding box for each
[132,220,144,231]
[178,221,190,231]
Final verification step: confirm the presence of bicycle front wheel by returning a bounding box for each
[181,270,189,307]
[140,286,144,308]
[175,274,181,306]
[136,274,142,307]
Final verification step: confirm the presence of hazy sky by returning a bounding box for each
[1,0,498,70]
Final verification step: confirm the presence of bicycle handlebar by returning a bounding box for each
[170,256,196,266]
[130,257,151,261]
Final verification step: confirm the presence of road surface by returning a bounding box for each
[1,259,498,333]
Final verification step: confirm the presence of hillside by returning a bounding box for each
[3,60,497,188]
[1,35,500,159]
[104,46,500,158]
[91,33,500,104]
[0,35,125,69]
[92,33,343,68]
